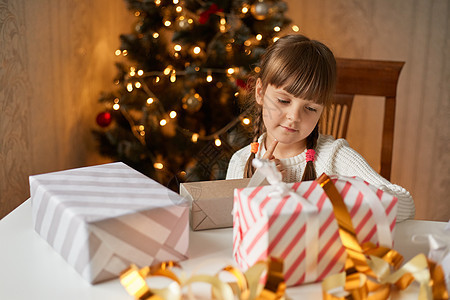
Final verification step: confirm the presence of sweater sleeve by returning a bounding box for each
[226,147,249,180]
[327,139,416,222]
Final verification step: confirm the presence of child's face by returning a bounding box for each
[256,81,323,147]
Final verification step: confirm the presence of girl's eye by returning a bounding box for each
[277,99,290,104]
[306,106,318,112]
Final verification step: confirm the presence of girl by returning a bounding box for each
[226,34,415,222]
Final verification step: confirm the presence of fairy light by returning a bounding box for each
[164,20,171,27]
[140,131,145,136]
[173,0,179,4]
[154,76,160,83]
[175,5,182,12]
[292,25,299,32]
[160,119,167,126]
[135,82,141,88]
[256,34,262,41]
[194,66,200,72]
[254,66,261,73]
[170,71,176,82]
[154,162,164,169]
[193,46,201,55]
[274,26,281,32]
[191,133,199,142]
[113,103,120,110]
[153,32,159,39]
[206,73,213,82]
[127,83,133,92]
[242,6,249,14]
[234,92,239,97]
[273,37,279,42]
[244,40,251,47]
[138,125,145,131]
[164,66,172,75]
[227,68,235,75]
[122,50,128,56]
[114,98,120,103]
[147,97,154,104]
[215,138,222,147]
[135,11,140,17]
[174,44,182,51]
[188,18,193,24]
[115,49,122,56]
[137,70,144,76]
[242,118,251,125]
[169,111,177,118]
[220,18,226,32]
[180,171,186,176]
[155,0,161,5]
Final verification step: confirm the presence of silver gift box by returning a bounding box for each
[29,162,189,284]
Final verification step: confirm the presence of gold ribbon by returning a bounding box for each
[120,257,285,300]
[317,173,449,300]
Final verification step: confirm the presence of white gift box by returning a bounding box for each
[29,162,189,284]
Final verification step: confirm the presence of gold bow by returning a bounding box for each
[120,257,285,300]
[317,174,448,300]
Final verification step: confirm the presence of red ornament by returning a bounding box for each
[96,111,112,127]
[199,4,223,25]
[236,79,248,89]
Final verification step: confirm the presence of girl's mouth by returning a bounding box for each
[280,125,298,132]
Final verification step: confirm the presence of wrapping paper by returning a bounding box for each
[233,163,397,287]
[180,178,252,230]
[29,162,189,284]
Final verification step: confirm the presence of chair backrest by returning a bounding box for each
[320,58,405,181]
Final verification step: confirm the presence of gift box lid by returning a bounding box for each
[30,162,187,224]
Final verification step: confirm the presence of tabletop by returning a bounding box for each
[0,200,447,299]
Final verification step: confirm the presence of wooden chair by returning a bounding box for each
[319,58,405,181]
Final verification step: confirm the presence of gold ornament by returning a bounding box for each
[182,89,203,113]
[251,0,270,20]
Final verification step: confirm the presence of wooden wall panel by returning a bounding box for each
[0,0,132,219]
[286,0,450,221]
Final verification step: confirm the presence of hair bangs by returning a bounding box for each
[264,43,335,106]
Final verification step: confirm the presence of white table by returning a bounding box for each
[0,200,447,299]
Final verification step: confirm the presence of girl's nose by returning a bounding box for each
[286,109,300,121]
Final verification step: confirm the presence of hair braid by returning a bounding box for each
[301,124,319,181]
[243,108,263,178]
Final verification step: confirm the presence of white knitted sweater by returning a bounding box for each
[226,133,415,222]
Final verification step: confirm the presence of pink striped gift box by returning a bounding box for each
[232,175,397,287]
[29,162,189,284]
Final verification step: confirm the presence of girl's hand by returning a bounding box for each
[262,139,286,180]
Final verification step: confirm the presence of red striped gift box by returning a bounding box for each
[232,175,397,287]
[29,162,189,284]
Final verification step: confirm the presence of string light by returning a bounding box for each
[130,67,136,76]
[163,66,172,75]
[153,32,159,39]
[206,73,213,82]
[170,71,176,82]
[191,133,199,142]
[122,50,128,56]
[164,20,171,27]
[256,34,262,41]
[273,26,281,32]
[173,0,179,4]
[242,6,249,14]
[140,131,145,136]
[254,66,261,73]
[273,37,279,42]
[138,125,145,131]
[242,118,251,125]
[160,119,167,126]
[193,46,201,55]
[137,70,144,76]
[115,50,122,56]
[227,68,235,75]
[174,44,182,51]
[244,40,251,46]
[155,0,161,6]
[292,25,299,32]
[175,5,182,12]
[127,83,133,92]
[135,82,141,88]
[154,162,164,169]
[147,97,154,104]
[113,103,120,110]
[188,18,193,24]
[114,98,120,103]
[169,111,177,118]
[234,92,239,97]
[134,11,140,17]
[215,138,222,147]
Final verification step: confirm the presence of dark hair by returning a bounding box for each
[243,34,337,180]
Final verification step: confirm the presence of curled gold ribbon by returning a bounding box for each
[317,173,449,300]
[120,257,285,300]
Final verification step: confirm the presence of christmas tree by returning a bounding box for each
[94,0,296,190]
